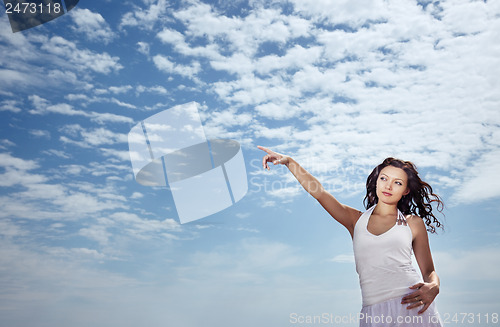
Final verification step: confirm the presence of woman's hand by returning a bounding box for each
[257,146,290,170]
[401,282,440,314]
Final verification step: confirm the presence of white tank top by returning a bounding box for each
[353,205,422,306]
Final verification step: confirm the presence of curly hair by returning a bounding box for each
[363,157,444,233]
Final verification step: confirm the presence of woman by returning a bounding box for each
[257,146,444,327]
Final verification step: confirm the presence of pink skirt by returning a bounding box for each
[359,296,443,327]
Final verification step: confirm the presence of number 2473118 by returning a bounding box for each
[5,2,62,14]
[442,313,498,325]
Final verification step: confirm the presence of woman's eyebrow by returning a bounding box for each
[380,173,405,181]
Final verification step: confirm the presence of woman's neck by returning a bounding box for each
[373,202,398,216]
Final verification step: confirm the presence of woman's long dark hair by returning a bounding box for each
[363,157,444,233]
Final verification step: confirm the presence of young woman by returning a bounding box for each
[257,146,444,327]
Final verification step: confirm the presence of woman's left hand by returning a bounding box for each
[401,282,439,314]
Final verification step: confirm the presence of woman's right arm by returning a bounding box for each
[258,146,361,234]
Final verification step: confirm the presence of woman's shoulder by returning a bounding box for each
[347,207,365,237]
[405,214,426,226]
[405,214,428,238]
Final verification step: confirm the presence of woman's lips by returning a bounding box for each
[382,192,392,196]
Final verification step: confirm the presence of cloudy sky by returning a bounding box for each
[1,0,499,326]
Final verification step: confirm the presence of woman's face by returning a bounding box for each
[376,165,410,204]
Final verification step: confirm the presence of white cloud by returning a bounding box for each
[157,28,184,45]
[439,0,490,35]
[252,124,296,140]
[130,192,144,199]
[0,36,87,95]
[28,95,133,124]
[64,126,127,147]
[178,238,305,284]
[236,212,250,219]
[162,0,500,204]
[254,45,323,75]
[0,219,28,238]
[0,99,22,113]
[65,93,137,110]
[0,139,16,150]
[137,41,150,56]
[0,152,131,221]
[156,28,223,60]
[42,149,71,159]
[152,54,201,79]
[108,85,133,94]
[255,102,298,120]
[174,3,310,57]
[119,0,171,30]
[41,36,123,74]
[210,52,253,76]
[79,225,111,246]
[91,111,132,124]
[452,150,500,204]
[136,85,168,95]
[205,108,253,128]
[434,247,500,281]
[106,212,181,241]
[69,8,116,43]
[288,0,388,28]
[0,19,37,60]
[261,200,276,208]
[0,69,42,89]
[329,253,355,263]
[45,247,107,261]
[47,69,95,90]
[0,238,141,319]
[212,74,295,106]
[29,129,51,138]
[31,102,82,116]
[267,185,302,200]
[100,148,134,162]
[0,152,39,170]
[236,227,260,233]
[0,19,118,94]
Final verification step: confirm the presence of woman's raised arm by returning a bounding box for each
[257,146,361,235]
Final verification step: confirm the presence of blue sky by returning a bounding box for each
[1,0,499,326]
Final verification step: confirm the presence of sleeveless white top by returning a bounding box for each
[353,205,422,307]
